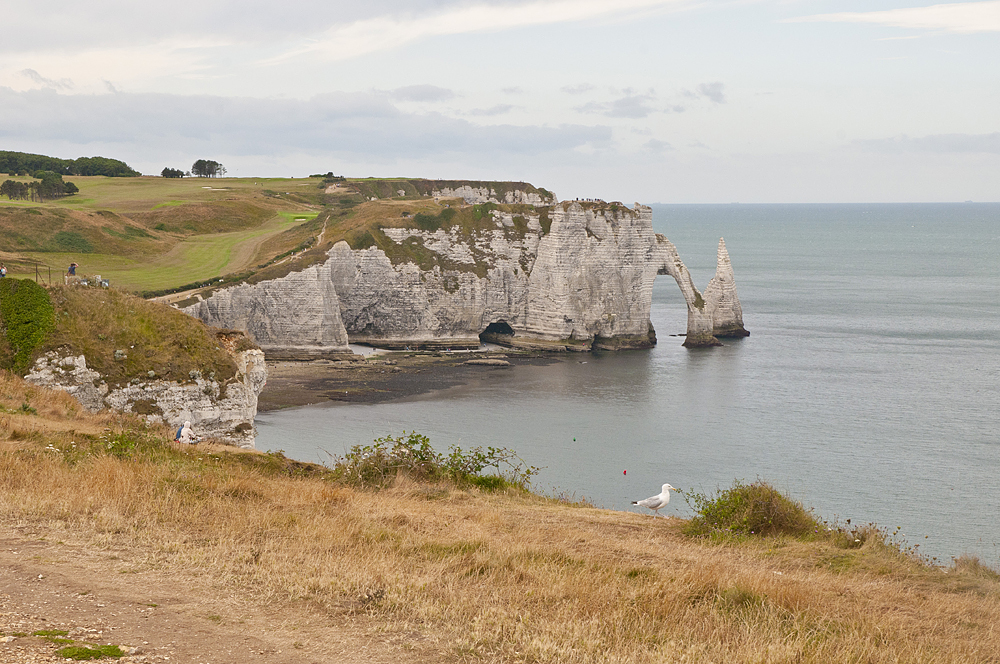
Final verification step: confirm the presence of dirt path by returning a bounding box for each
[0,534,440,664]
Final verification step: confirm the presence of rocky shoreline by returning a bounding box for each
[257,350,557,411]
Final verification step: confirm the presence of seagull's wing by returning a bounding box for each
[634,494,667,509]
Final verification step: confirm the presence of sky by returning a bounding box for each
[1,0,998,203]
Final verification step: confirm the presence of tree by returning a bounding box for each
[191,159,223,178]
[0,151,139,177]
[161,167,185,178]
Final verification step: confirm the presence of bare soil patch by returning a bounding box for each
[0,533,441,664]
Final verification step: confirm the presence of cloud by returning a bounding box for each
[576,93,657,119]
[502,86,524,95]
[388,85,455,102]
[643,139,673,152]
[697,82,725,104]
[0,88,612,165]
[858,133,1000,154]
[787,1,1000,33]
[468,104,516,116]
[19,69,73,90]
[562,83,596,95]
[270,0,690,63]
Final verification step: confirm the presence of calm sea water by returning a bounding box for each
[257,203,1000,566]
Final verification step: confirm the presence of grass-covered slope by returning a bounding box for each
[0,279,246,385]
[0,175,329,291]
[0,278,54,373]
[0,174,562,295]
[1,379,998,663]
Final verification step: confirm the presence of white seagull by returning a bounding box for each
[632,483,678,518]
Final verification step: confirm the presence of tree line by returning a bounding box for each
[0,151,139,177]
[160,160,227,178]
[1,172,79,201]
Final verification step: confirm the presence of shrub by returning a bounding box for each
[0,278,55,374]
[56,644,125,660]
[952,554,1000,579]
[413,207,456,232]
[331,431,539,491]
[682,480,820,539]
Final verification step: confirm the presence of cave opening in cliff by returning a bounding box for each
[480,321,515,346]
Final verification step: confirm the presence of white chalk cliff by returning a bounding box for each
[25,347,267,448]
[185,199,747,353]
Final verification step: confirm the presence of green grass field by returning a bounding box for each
[1,175,326,291]
[0,173,548,294]
[0,175,323,212]
[12,210,319,291]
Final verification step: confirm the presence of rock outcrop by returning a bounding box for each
[184,263,353,359]
[25,347,267,448]
[431,185,555,206]
[184,198,747,353]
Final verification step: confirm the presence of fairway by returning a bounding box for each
[0,174,324,213]
[16,210,318,291]
[1,173,329,291]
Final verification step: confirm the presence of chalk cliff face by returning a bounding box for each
[185,263,352,358]
[430,185,555,206]
[185,199,747,352]
[25,348,267,448]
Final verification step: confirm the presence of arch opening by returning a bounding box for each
[479,320,515,346]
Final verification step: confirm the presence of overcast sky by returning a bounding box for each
[2,0,997,202]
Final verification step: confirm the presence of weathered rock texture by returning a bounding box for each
[25,348,267,448]
[431,185,555,206]
[185,199,747,352]
[184,263,353,359]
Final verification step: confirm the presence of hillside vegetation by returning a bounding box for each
[0,150,139,177]
[1,172,564,295]
[1,372,999,663]
[0,278,246,384]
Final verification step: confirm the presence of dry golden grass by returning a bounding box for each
[2,374,1000,663]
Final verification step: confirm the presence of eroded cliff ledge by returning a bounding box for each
[185,190,747,353]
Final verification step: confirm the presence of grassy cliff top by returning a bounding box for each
[0,174,560,295]
[0,278,252,384]
[1,373,999,663]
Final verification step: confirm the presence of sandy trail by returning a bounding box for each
[0,534,440,664]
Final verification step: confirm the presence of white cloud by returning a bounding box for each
[266,0,690,63]
[858,133,1000,153]
[0,88,612,166]
[577,93,659,119]
[697,82,725,104]
[388,85,456,102]
[788,1,1000,33]
[643,139,674,152]
[468,104,517,116]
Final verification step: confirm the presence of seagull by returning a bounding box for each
[632,483,678,518]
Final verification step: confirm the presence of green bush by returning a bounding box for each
[332,431,539,491]
[413,207,456,232]
[0,278,55,373]
[682,480,820,539]
[56,644,125,660]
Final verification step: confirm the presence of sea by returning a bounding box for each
[256,203,1000,567]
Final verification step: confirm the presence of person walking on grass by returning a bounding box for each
[0,263,6,278]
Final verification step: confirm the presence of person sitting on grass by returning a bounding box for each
[175,421,201,445]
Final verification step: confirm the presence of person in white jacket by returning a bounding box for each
[176,421,200,445]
